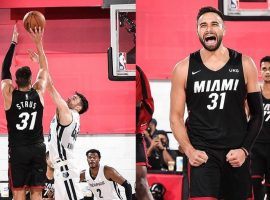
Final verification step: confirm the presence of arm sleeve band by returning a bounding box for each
[242,92,264,152]
[121,180,132,200]
[1,42,16,80]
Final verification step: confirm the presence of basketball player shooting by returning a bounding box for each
[1,25,48,200]
[28,29,89,200]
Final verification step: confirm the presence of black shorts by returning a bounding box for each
[136,134,148,166]
[251,142,270,185]
[9,142,47,189]
[189,148,252,200]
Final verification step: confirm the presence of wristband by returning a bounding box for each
[241,147,249,158]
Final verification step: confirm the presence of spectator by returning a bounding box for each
[147,131,175,170]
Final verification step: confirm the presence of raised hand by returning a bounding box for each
[12,24,19,44]
[28,49,39,63]
[29,26,44,44]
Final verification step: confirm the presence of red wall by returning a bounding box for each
[0,0,102,8]
[0,7,135,134]
[137,0,269,80]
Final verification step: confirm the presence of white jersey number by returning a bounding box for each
[207,92,226,110]
[264,111,270,122]
[16,111,37,130]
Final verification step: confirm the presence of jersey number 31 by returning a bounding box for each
[16,111,37,131]
[207,92,226,110]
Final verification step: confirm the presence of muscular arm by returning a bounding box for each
[47,75,72,125]
[170,58,208,166]
[1,26,18,110]
[242,56,263,152]
[104,166,132,200]
[227,56,263,167]
[1,43,15,108]
[31,27,48,95]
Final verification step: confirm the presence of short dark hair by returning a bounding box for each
[150,118,157,126]
[158,130,169,147]
[197,6,224,22]
[15,66,32,88]
[260,56,270,67]
[76,92,89,114]
[86,149,101,158]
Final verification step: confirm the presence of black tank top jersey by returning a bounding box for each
[5,88,44,147]
[256,94,270,143]
[186,49,247,149]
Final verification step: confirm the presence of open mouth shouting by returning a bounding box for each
[204,34,217,46]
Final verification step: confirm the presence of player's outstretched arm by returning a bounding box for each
[47,74,72,125]
[1,25,18,109]
[104,166,132,200]
[30,27,48,95]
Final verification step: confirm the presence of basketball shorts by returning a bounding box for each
[189,148,252,200]
[9,142,46,189]
[53,160,84,200]
[136,134,148,166]
[251,142,270,185]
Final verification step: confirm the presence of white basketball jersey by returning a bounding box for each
[48,109,80,163]
[86,165,123,200]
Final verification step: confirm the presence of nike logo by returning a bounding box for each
[192,70,201,75]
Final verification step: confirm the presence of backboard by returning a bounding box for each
[219,0,270,20]
[108,4,136,81]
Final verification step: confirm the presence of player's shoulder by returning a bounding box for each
[241,54,257,72]
[174,56,190,70]
[172,56,190,81]
[1,79,14,96]
[104,165,117,177]
[242,54,254,64]
[104,165,114,172]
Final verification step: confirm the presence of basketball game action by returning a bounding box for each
[1,2,135,200]
[2,0,270,200]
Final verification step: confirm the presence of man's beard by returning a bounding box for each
[199,35,223,51]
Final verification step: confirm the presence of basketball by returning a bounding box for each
[23,11,46,32]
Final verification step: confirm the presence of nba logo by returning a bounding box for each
[230,0,239,10]
[119,52,127,71]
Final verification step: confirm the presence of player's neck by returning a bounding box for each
[90,165,100,177]
[18,85,32,91]
[262,82,270,98]
[201,44,227,57]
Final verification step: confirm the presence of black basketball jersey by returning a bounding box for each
[256,94,270,143]
[5,88,44,147]
[186,49,247,149]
